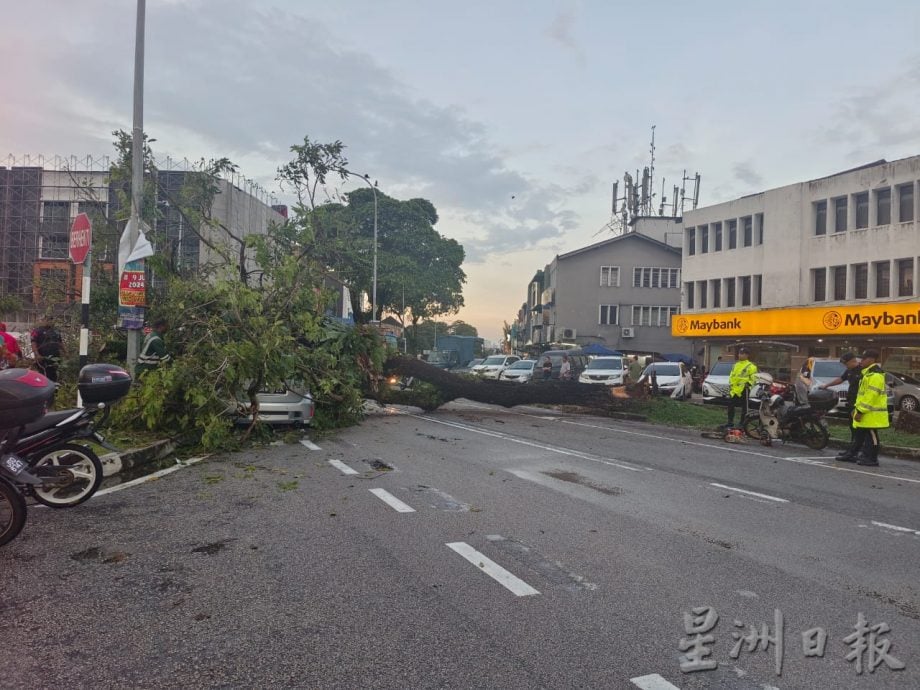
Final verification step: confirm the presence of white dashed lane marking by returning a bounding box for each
[871,520,920,537]
[328,459,359,476]
[446,542,540,597]
[300,439,321,450]
[630,673,682,689]
[369,488,416,513]
[710,483,789,503]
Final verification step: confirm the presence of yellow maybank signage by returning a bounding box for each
[671,302,920,338]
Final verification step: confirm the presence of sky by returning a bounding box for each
[3,0,920,341]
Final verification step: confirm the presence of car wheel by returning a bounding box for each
[900,395,919,413]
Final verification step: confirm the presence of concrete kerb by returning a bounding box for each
[99,438,179,478]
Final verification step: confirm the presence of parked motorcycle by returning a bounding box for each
[743,380,835,450]
[11,364,132,508]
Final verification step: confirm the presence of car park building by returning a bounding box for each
[675,156,920,380]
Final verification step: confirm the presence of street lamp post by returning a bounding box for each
[344,170,378,323]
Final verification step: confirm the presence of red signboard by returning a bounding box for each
[69,212,92,264]
[119,268,146,307]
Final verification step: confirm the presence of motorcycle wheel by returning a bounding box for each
[29,443,104,508]
[0,476,27,546]
[743,415,763,440]
[800,420,829,450]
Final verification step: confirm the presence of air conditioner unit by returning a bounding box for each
[561,328,577,339]
[621,327,635,338]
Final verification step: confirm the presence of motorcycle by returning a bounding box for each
[10,364,132,508]
[743,380,835,450]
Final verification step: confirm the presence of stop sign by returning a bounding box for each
[69,212,92,264]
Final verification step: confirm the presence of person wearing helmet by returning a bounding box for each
[726,347,758,429]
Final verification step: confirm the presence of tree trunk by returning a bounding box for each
[894,409,920,435]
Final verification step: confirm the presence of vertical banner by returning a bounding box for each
[118,259,146,329]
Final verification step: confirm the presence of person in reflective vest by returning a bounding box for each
[851,349,889,467]
[135,319,171,379]
[726,347,758,428]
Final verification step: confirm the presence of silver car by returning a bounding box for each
[887,372,920,413]
[499,359,537,383]
[234,384,315,426]
[472,355,520,380]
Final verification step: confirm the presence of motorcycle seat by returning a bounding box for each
[784,404,812,419]
[19,408,84,435]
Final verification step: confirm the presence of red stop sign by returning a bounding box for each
[69,212,92,264]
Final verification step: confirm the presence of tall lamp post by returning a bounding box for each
[344,170,378,323]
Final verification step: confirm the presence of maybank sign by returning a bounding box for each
[671,303,920,338]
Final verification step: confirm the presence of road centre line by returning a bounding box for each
[871,520,920,536]
[412,414,648,472]
[630,674,682,690]
[328,459,359,476]
[558,419,920,485]
[300,439,321,450]
[445,542,540,597]
[369,488,416,513]
[710,483,789,503]
[94,457,208,498]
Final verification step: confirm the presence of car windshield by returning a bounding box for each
[482,356,506,365]
[586,357,622,370]
[646,363,680,376]
[893,372,920,385]
[812,361,845,378]
[708,362,733,376]
[507,360,535,370]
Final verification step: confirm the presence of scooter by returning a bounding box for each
[743,380,835,449]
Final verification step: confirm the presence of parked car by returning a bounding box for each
[887,371,920,413]
[233,384,315,426]
[638,362,692,399]
[471,355,520,380]
[702,361,772,404]
[453,358,484,375]
[537,350,589,381]
[804,358,894,416]
[499,359,537,383]
[578,356,628,385]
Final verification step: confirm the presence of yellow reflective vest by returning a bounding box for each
[853,363,889,429]
[729,359,758,396]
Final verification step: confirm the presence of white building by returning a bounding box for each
[676,156,920,379]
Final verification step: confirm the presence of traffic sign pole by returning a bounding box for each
[70,212,93,406]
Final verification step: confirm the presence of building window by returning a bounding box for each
[755,213,764,244]
[711,279,721,308]
[813,267,826,302]
[712,222,722,251]
[876,188,891,226]
[898,183,914,222]
[599,266,620,287]
[685,282,695,309]
[698,280,708,309]
[41,201,70,234]
[728,220,737,249]
[725,278,736,307]
[854,263,868,299]
[631,305,679,327]
[833,265,846,300]
[633,267,680,288]
[834,197,847,232]
[700,225,709,253]
[686,227,696,256]
[753,274,762,306]
[814,200,827,236]
[599,304,619,325]
[898,258,915,296]
[740,275,751,306]
[742,216,753,247]
[855,192,869,229]
[38,235,70,260]
[875,261,890,298]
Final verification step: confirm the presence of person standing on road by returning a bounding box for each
[820,352,862,461]
[850,349,889,467]
[30,315,65,382]
[559,354,571,381]
[628,356,642,383]
[135,319,171,378]
[726,347,758,429]
[542,356,552,381]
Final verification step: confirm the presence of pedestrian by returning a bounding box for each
[0,322,21,368]
[30,314,65,382]
[135,319,171,378]
[559,354,571,381]
[850,349,889,467]
[542,356,552,381]
[820,352,862,461]
[628,355,642,383]
[726,347,758,429]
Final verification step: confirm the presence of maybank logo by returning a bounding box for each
[843,310,920,329]
[689,317,742,333]
[822,311,842,330]
[675,317,689,334]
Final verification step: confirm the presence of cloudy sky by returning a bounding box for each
[3,1,920,340]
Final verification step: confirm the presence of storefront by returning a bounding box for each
[672,302,920,380]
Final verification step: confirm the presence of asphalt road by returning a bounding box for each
[2,400,919,689]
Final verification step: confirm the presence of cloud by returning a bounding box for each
[545,9,585,65]
[732,161,763,188]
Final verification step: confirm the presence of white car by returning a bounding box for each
[578,356,628,385]
[639,362,692,399]
[472,355,520,380]
[499,359,537,383]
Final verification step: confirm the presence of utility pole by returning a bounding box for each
[126,0,146,372]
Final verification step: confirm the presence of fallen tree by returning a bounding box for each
[373,355,647,412]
